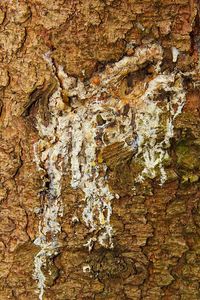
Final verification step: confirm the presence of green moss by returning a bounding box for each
[181,173,199,184]
[175,140,200,170]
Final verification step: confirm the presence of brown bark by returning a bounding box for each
[0,0,200,299]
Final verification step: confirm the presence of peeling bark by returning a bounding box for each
[0,1,200,299]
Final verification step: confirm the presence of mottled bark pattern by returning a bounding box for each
[0,0,200,299]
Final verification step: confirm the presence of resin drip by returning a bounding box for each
[135,73,186,183]
[33,43,186,298]
[33,55,71,299]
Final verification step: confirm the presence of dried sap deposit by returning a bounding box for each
[33,44,186,299]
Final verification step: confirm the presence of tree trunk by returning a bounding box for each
[0,1,200,299]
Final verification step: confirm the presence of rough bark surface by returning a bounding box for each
[0,1,200,299]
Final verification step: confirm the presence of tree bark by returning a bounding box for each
[0,0,200,299]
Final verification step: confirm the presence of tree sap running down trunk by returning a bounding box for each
[33,44,187,298]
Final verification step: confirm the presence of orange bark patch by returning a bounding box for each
[184,90,200,112]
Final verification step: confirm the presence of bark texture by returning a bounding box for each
[0,0,200,299]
